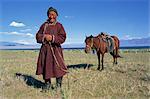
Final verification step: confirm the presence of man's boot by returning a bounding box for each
[42,79,51,92]
[56,77,65,97]
[56,76,63,88]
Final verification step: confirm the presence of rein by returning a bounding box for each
[49,42,69,73]
[42,23,99,91]
[86,37,94,49]
[86,36,102,52]
[43,23,78,85]
[43,23,68,73]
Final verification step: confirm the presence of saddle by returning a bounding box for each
[100,33,115,52]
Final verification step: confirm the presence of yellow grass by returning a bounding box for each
[0,49,150,99]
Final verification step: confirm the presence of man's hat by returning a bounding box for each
[47,7,58,16]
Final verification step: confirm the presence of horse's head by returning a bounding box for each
[85,35,94,53]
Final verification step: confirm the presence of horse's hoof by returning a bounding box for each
[100,68,104,71]
[97,67,100,70]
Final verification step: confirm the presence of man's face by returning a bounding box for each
[48,11,57,23]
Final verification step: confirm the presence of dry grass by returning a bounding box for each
[0,49,150,99]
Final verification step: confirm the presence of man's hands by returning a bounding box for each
[45,34,52,42]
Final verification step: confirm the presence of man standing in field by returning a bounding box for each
[35,7,68,91]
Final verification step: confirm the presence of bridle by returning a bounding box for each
[86,37,94,49]
[85,36,101,52]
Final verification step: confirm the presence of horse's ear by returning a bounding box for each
[90,35,93,37]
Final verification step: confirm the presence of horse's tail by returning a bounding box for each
[110,36,123,58]
[116,54,123,58]
[110,51,123,58]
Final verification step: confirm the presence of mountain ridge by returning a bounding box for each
[0,37,149,49]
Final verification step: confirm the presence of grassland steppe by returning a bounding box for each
[0,49,150,99]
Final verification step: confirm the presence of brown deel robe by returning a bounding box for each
[36,21,67,79]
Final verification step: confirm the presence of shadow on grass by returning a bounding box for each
[67,64,94,69]
[15,73,44,89]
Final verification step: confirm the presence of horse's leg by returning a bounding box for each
[101,53,104,70]
[97,52,100,70]
[115,48,118,64]
[110,50,115,65]
[113,56,116,65]
[116,58,118,64]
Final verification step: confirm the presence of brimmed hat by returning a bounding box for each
[47,7,58,16]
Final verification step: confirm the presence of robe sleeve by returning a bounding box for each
[36,23,45,44]
[52,24,66,45]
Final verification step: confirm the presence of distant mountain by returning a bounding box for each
[120,37,150,47]
[62,37,150,48]
[62,43,84,48]
[0,41,40,50]
[0,41,25,46]
[0,37,149,49]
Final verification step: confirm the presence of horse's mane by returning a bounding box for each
[89,35,93,38]
[86,35,93,39]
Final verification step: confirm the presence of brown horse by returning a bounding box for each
[85,34,121,70]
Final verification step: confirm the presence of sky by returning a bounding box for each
[0,0,149,45]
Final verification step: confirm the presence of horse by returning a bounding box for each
[84,34,121,70]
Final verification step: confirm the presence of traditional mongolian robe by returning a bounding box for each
[36,21,67,79]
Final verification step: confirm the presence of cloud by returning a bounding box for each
[14,40,36,45]
[15,40,30,45]
[64,16,74,19]
[9,21,26,27]
[148,33,150,36]
[11,31,21,35]
[121,35,142,40]
[124,35,132,40]
[14,37,37,45]
[20,29,31,32]
[0,31,34,37]
[26,33,34,37]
